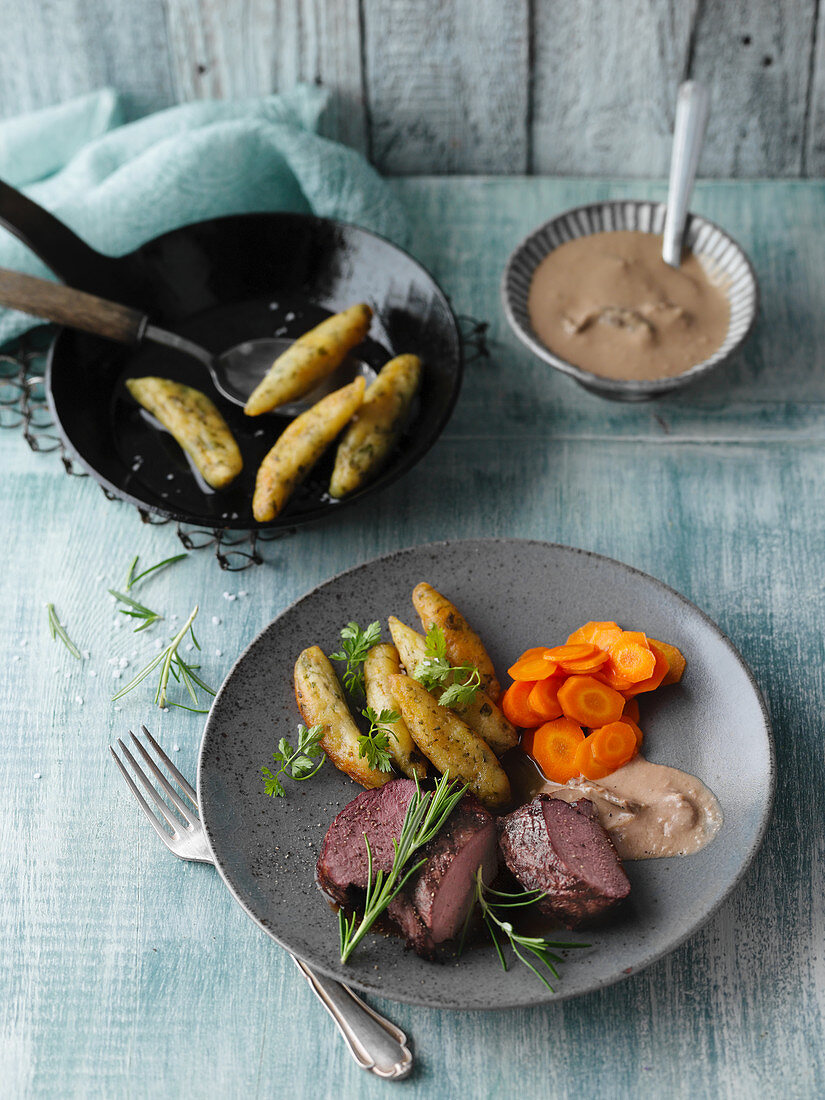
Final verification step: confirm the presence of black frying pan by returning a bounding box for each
[0,181,463,530]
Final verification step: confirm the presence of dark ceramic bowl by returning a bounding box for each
[501,200,759,402]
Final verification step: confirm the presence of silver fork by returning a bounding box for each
[111,726,413,1081]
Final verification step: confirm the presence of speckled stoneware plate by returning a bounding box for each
[502,200,759,401]
[197,539,774,1010]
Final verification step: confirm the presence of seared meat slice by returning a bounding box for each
[316,778,498,957]
[497,795,630,927]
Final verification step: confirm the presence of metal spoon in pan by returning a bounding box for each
[0,267,371,414]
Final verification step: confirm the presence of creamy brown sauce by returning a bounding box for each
[527,230,730,381]
[503,749,722,860]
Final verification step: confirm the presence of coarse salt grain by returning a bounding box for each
[75,696,83,705]
[215,649,222,657]
[212,617,221,625]
[173,744,180,752]
[119,658,129,668]
[12,655,20,662]
[34,773,41,779]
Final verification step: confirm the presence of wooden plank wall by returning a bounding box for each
[0,0,823,177]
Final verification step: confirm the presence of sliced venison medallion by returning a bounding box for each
[316,778,498,957]
[497,794,630,927]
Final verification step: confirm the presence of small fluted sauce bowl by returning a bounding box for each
[501,200,759,401]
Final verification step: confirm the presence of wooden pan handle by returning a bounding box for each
[0,267,148,344]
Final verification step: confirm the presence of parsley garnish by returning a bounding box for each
[358,707,399,773]
[413,624,482,707]
[329,620,382,696]
[262,723,326,797]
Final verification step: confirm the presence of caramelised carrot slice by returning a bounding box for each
[573,737,612,780]
[558,649,610,674]
[589,721,638,768]
[528,677,563,721]
[557,675,625,727]
[530,717,585,784]
[621,642,669,697]
[508,651,558,681]
[648,638,686,685]
[567,621,623,651]
[546,642,599,662]
[501,680,544,728]
[608,631,656,683]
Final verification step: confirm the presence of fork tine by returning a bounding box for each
[117,738,183,833]
[130,732,198,827]
[110,746,180,851]
[140,725,198,807]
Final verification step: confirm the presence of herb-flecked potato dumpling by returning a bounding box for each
[125,376,242,490]
[245,303,373,416]
[329,353,422,498]
[294,645,391,789]
[363,643,428,779]
[252,376,365,522]
[412,582,501,701]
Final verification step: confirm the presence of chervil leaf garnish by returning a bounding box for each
[262,723,326,797]
[329,620,382,696]
[358,707,399,772]
[413,624,482,707]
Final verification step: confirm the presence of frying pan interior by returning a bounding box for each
[37,212,462,529]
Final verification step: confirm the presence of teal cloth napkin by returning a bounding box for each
[0,85,409,344]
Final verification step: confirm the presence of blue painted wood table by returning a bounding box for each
[2,178,823,1099]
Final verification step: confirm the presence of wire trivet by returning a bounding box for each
[0,316,489,570]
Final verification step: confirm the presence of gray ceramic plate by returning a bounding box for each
[197,539,774,1010]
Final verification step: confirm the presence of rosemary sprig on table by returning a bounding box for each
[462,868,588,991]
[45,603,83,659]
[339,772,467,964]
[111,605,215,710]
[329,620,382,697]
[124,552,188,591]
[357,707,398,773]
[262,723,326,797]
[109,589,163,632]
[413,624,482,707]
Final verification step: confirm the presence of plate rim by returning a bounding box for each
[45,210,464,531]
[196,537,776,1009]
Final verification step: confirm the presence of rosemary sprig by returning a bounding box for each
[110,605,215,710]
[463,868,588,991]
[329,620,382,697]
[338,772,467,963]
[125,552,188,591]
[262,723,326,797]
[109,589,163,632]
[45,603,83,659]
[358,707,398,773]
[413,624,482,707]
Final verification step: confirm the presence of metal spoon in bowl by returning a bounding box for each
[662,80,710,268]
[0,267,371,413]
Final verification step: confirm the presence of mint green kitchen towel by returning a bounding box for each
[0,85,409,344]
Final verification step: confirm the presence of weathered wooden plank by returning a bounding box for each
[162,0,368,152]
[531,0,818,178]
[361,0,530,173]
[804,0,825,173]
[0,0,176,120]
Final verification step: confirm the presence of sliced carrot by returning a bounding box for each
[530,717,585,784]
[594,663,635,692]
[546,642,599,662]
[622,697,640,723]
[508,652,558,680]
[557,675,625,727]
[608,631,656,683]
[589,721,638,768]
[622,716,644,749]
[567,621,623,651]
[528,677,563,721]
[648,638,686,685]
[558,649,610,674]
[573,736,612,780]
[501,680,544,728]
[516,646,553,661]
[622,642,669,697]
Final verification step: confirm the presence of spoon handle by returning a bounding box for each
[662,81,710,268]
[0,266,148,343]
